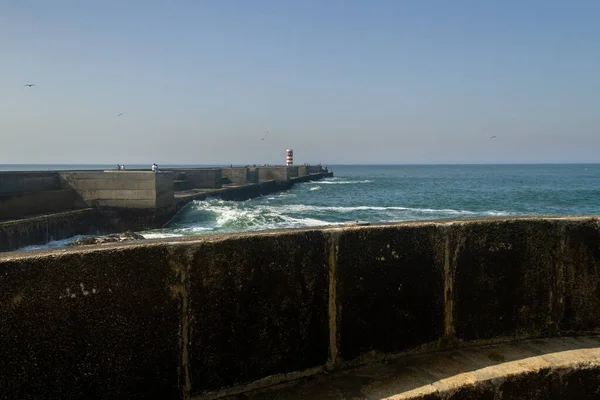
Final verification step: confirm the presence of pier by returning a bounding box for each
[0,165,332,252]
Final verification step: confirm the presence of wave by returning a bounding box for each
[157,199,516,238]
[169,200,335,233]
[309,186,322,191]
[20,235,85,251]
[307,179,372,185]
[259,204,512,216]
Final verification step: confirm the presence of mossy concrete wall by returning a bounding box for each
[2,217,600,398]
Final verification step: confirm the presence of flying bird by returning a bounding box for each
[490,136,496,139]
[24,84,36,87]
[118,113,123,116]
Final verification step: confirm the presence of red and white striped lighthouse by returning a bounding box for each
[286,149,293,166]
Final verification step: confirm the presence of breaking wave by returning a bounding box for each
[136,199,516,239]
[307,179,372,185]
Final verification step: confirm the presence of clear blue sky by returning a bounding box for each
[1,1,599,164]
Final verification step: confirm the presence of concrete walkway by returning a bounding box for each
[211,336,600,400]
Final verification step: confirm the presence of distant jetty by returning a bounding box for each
[0,165,332,252]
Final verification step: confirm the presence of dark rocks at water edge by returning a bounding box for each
[67,231,145,246]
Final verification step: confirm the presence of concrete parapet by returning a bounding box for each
[336,225,444,361]
[0,209,100,252]
[287,166,299,178]
[0,189,81,221]
[181,231,329,392]
[0,171,61,195]
[247,167,259,183]
[258,166,299,182]
[222,168,251,185]
[2,217,600,397]
[60,171,174,209]
[0,245,181,398]
[298,166,308,176]
[169,169,222,189]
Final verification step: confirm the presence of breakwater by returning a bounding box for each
[1,217,600,398]
[0,166,332,252]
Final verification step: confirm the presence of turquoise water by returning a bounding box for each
[143,164,600,239]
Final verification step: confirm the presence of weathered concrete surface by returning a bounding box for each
[0,209,100,252]
[168,169,222,189]
[174,181,293,205]
[258,167,297,182]
[335,225,445,363]
[452,219,562,341]
[60,170,174,209]
[1,217,600,398]
[183,231,330,394]
[307,165,324,174]
[222,168,252,185]
[0,245,182,399]
[0,171,61,195]
[0,189,81,220]
[559,219,600,333]
[451,218,600,343]
[219,336,600,400]
[157,171,177,207]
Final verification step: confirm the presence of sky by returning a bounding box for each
[1,1,599,165]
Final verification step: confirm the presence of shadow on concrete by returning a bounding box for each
[219,336,600,400]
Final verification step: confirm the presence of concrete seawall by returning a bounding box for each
[0,170,332,252]
[1,217,600,398]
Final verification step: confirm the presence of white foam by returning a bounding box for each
[260,204,514,216]
[20,235,85,251]
[307,179,372,185]
[141,232,183,239]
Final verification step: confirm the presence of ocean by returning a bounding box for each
[8,164,600,248]
[143,164,600,239]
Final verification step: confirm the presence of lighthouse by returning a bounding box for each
[286,149,293,166]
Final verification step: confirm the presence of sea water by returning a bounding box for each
[143,164,600,238]
[12,164,600,248]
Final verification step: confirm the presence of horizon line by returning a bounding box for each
[2,162,600,166]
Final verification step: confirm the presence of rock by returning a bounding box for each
[68,231,146,246]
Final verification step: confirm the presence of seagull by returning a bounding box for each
[490,136,496,139]
[118,113,123,116]
[261,130,268,141]
[24,84,36,87]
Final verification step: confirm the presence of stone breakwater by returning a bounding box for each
[0,166,332,252]
[1,216,600,398]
